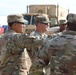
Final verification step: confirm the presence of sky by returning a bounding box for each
[0,0,76,16]
[0,0,76,26]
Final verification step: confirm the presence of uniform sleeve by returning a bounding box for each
[10,33,43,54]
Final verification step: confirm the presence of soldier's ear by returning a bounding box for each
[12,23,17,29]
[13,23,18,28]
[14,23,17,26]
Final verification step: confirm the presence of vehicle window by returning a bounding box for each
[23,15,31,25]
[32,15,37,25]
[23,15,38,25]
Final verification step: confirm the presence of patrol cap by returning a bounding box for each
[35,16,51,24]
[67,13,76,23]
[59,19,67,25]
[7,14,27,23]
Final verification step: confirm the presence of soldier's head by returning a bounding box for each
[35,15,50,25]
[66,13,76,31]
[58,19,67,32]
[35,15,51,33]
[7,14,28,33]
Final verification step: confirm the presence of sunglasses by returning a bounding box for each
[41,23,48,25]
[16,22,25,25]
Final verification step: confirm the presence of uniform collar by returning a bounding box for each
[35,30,46,36]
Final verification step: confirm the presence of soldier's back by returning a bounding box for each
[49,31,76,75]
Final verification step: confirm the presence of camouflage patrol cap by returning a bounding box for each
[59,19,67,25]
[35,16,51,24]
[7,14,27,23]
[67,13,76,23]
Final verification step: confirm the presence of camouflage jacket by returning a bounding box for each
[30,30,51,59]
[0,28,43,75]
[30,30,76,75]
[29,30,51,75]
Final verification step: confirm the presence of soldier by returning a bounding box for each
[58,19,67,32]
[51,19,67,38]
[30,15,51,55]
[30,13,76,75]
[0,14,43,75]
[30,15,51,75]
[51,19,67,37]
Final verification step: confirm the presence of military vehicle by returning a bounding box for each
[22,13,50,34]
[29,4,69,26]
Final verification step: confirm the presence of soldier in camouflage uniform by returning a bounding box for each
[30,13,76,75]
[51,19,67,37]
[58,19,67,32]
[30,16,51,75]
[0,14,43,75]
[30,16,51,57]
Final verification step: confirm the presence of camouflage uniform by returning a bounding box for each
[0,14,43,75]
[30,30,48,57]
[0,27,38,75]
[30,13,76,75]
